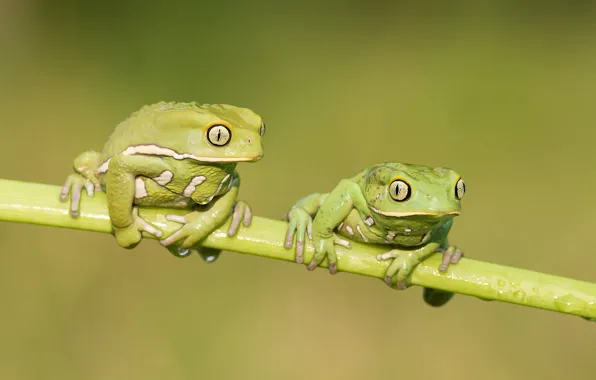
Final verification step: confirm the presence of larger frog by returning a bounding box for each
[60,101,265,261]
[284,162,466,306]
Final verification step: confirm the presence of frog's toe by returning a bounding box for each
[396,279,409,290]
[243,204,252,227]
[295,239,305,264]
[60,174,101,218]
[328,261,337,275]
[228,201,251,237]
[334,237,351,249]
[165,214,187,224]
[306,246,327,271]
[69,182,83,218]
[136,215,162,238]
[377,251,398,261]
[437,246,463,272]
[381,251,418,290]
[284,222,297,250]
[84,180,95,196]
[451,248,464,264]
[160,230,182,247]
[306,260,319,271]
[295,222,311,265]
[59,177,72,203]
[60,174,83,217]
[285,208,314,264]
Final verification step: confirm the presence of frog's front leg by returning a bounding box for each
[159,172,250,249]
[104,155,171,248]
[307,179,370,274]
[59,150,102,217]
[283,192,328,264]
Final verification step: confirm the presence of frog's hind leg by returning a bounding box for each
[59,150,102,218]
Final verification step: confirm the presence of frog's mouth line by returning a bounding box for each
[369,206,460,217]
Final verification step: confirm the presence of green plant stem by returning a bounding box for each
[1,178,596,320]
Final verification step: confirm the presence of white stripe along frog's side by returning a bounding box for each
[60,101,266,261]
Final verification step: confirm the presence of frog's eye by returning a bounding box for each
[260,121,266,137]
[455,178,466,200]
[207,124,231,147]
[389,179,411,202]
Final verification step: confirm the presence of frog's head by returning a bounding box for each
[153,102,265,163]
[361,162,466,245]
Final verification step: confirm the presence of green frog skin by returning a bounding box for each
[59,101,265,262]
[284,162,466,307]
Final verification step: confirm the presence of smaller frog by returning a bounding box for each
[284,162,466,306]
[59,102,265,261]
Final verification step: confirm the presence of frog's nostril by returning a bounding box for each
[247,138,252,144]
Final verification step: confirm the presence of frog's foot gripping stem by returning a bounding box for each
[376,250,426,290]
[112,207,163,248]
[59,173,101,218]
[283,207,314,264]
[227,201,252,237]
[435,246,464,272]
[60,150,102,218]
[307,235,352,274]
[160,200,253,249]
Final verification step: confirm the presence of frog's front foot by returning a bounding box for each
[283,207,313,264]
[376,250,422,290]
[435,246,464,272]
[113,207,163,248]
[59,173,102,218]
[227,200,252,237]
[307,234,352,274]
[160,211,219,248]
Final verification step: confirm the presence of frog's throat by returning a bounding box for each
[97,144,261,173]
[368,205,460,217]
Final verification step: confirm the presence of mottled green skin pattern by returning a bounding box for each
[285,162,466,306]
[60,101,265,256]
[132,159,236,208]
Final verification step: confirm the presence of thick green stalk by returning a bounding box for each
[1,178,596,320]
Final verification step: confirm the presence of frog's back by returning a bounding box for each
[99,102,193,162]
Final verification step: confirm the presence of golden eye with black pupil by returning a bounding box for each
[455,178,466,200]
[389,179,411,202]
[207,124,231,146]
[260,121,266,137]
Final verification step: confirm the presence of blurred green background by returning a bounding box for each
[2,1,596,379]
